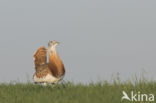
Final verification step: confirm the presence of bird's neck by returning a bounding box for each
[48,46,65,77]
[49,46,58,65]
[49,46,56,54]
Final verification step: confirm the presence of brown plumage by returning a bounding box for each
[33,40,65,85]
[33,47,47,71]
[49,49,65,77]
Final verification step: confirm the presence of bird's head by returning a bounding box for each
[48,40,60,48]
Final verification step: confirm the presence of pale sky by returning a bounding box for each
[0,0,156,83]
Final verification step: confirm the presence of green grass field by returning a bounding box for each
[0,79,155,103]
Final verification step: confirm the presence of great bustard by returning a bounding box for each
[33,40,65,85]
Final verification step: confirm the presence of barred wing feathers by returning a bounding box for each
[33,47,47,71]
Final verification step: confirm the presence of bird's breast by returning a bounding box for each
[33,73,62,83]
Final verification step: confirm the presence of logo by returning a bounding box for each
[121,91,154,102]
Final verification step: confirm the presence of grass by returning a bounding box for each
[0,79,156,103]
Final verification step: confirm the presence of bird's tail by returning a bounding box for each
[33,47,47,71]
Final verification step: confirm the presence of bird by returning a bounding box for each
[33,40,65,85]
[121,91,131,101]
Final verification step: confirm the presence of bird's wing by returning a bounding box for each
[34,47,47,71]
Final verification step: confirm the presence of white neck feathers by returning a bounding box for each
[49,46,56,54]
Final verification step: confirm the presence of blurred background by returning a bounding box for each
[0,0,156,83]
